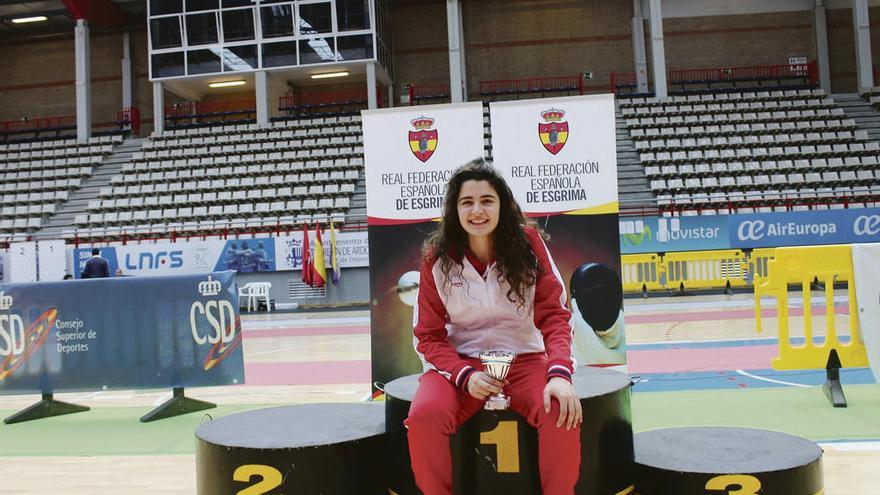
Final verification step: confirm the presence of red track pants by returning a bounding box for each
[404,353,581,495]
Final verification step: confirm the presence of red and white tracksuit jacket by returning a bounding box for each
[412,226,576,389]
[406,226,580,495]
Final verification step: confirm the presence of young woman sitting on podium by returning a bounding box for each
[406,158,582,495]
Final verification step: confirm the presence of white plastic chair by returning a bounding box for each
[239,282,272,312]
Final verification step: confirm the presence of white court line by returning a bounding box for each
[242,316,370,329]
[69,390,104,403]
[628,295,850,314]
[244,336,362,359]
[819,441,880,451]
[152,391,172,407]
[735,369,811,388]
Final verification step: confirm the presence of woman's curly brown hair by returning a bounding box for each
[423,158,546,307]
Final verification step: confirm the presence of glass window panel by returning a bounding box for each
[260,5,295,39]
[262,41,296,68]
[150,0,182,15]
[299,3,332,36]
[299,38,335,65]
[187,49,222,74]
[150,17,182,50]
[222,8,255,42]
[151,52,185,78]
[222,0,251,7]
[185,13,218,46]
[220,45,258,71]
[336,0,369,32]
[335,34,372,61]
[185,0,217,12]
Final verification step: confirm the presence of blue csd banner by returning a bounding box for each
[619,216,729,254]
[729,208,880,248]
[0,271,244,394]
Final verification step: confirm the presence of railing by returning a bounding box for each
[116,106,141,135]
[69,218,369,248]
[479,75,583,99]
[610,72,637,95]
[611,61,819,95]
[406,84,450,105]
[656,189,880,217]
[0,115,77,134]
[669,61,818,88]
[164,99,256,120]
[279,90,370,110]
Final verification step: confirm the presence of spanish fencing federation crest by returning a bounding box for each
[538,108,568,155]
[409,116,438,162]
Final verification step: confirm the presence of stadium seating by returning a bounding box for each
[0,135,119,239]
[619,88,880,215]
[74,115,361,239]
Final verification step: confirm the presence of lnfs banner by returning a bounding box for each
[490,94,625,367]
[0,271,243,393]
[363,102,486,389]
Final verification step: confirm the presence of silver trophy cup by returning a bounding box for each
[479,350,516,410]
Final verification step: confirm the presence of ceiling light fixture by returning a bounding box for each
[208,80,246,88]
[310,71,349,79]
[11,16,48,24]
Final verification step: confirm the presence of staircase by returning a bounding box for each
[615,110,654,209]
[832,93,880,141]
[38,138,145,238]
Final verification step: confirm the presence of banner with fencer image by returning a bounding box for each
[490,94,625,368]
[362,102,485,389]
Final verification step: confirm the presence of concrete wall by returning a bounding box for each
[5,2,880,137]
[237,268,370,308]
[0,30,155,135]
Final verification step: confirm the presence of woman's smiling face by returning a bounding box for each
[457,179,500,241]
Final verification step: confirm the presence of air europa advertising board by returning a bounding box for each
[0,271,243,393]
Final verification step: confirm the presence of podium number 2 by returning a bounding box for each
[480,420,520,473]
[234,464,283,495]
[705,474,761,495]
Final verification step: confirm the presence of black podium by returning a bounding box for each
[634,427,824,494]
[195,403,387,494]
[385,367,635,495]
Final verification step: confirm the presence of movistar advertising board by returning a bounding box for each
[729,208,880,248]
[0,271,243,394]
[620,216,729,254]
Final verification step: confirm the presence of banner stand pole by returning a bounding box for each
[140,387,216,423]
[821,350,847,408]
[3,393,90,424]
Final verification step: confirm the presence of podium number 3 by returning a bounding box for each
[705,474,761,495]
[234,464,283,495]
[480,420,520,473]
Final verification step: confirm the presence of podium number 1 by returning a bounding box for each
[234,464,283,495]
[705,474,761,495]
[480,420,520,473]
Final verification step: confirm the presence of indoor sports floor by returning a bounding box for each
[0,292,878,494]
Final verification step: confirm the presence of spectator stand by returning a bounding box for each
[278,90,374,119]
[402,83,451,105]
[0,115,77,142]
[164,99,256,130]
[479,75,584,101]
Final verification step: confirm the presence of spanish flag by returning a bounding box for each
[301,224,312,286]
[330,221,340,285]
[311,223,327,287]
